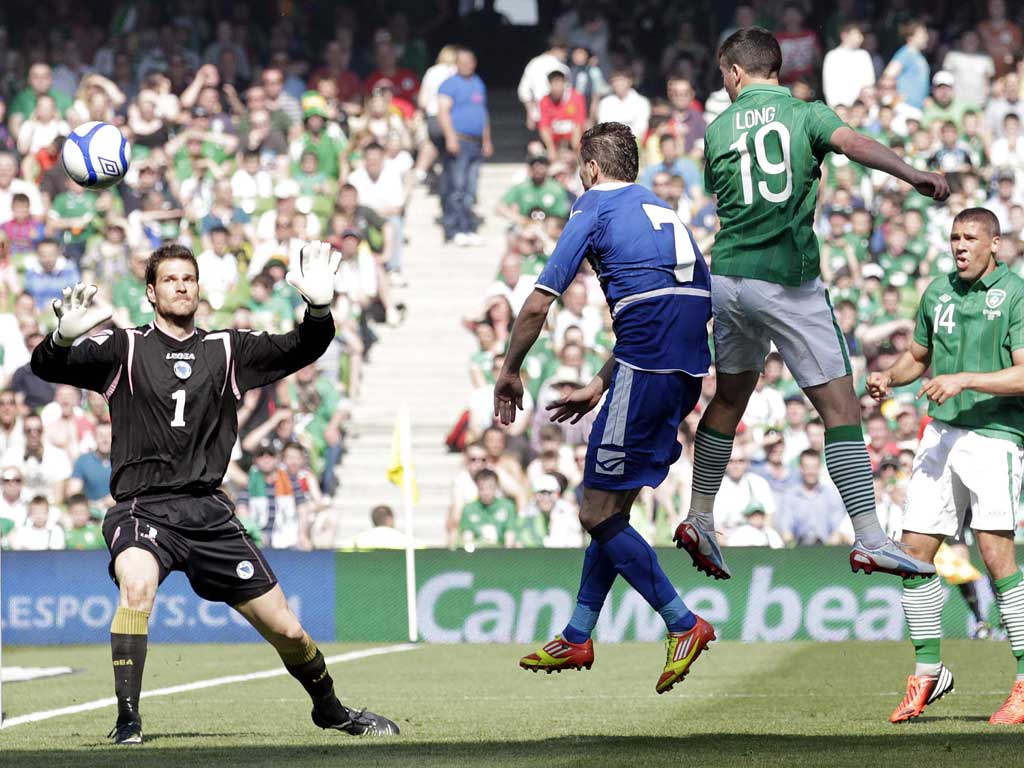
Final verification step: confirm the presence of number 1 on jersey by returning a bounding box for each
[641,203,696,283]
[170,389,186,427]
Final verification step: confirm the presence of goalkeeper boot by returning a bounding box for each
[519,636,594,673]
[674,521,731,580]
[850,539,937,578]
[108,717,143,745]
[989,680,1024,724]
[656,616,716,694]
[889,665,955,723]
[312,701,400,736]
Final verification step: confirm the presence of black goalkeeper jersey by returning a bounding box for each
[31,311,335,502]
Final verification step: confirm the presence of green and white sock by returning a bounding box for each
[824,425,886,548]
[688,424,734,530]
[902,575,944,677]
[993,570,1024,681]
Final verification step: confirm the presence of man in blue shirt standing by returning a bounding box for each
[437,47,493,246]
[494,121,716,694]
[70,420,114,510]
[884,21,930,110]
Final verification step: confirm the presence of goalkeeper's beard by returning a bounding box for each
[155,297,199,327]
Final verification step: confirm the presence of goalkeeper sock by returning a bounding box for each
[281,634,345,721]
[957,581,984,623]
[688,424,734,530]
[589,514,695,633]
[902,575,944,676]
[111,606,150,723]
[825,425,887,548]
[562,539,617,644]
[993,570,1024,680]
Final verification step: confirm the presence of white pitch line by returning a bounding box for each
[1,643,418,730]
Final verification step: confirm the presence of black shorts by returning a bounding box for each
[102,491,278,604]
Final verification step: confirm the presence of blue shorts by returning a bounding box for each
[583,365,703,491]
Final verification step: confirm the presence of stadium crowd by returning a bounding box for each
[0,2,1023,552]
[448,0,1024,551]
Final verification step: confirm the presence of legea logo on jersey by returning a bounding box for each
[173,361,192,380]
[165,352,196,360]
[236,561,254,580]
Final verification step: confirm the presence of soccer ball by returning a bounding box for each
[61,121,131,190]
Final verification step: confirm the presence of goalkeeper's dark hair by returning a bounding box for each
[953,207,1000,240]
[718,27,782,79]
[145,244,199,289]
[580,122,638,183]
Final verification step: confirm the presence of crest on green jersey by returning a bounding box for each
[987,289,1007,309]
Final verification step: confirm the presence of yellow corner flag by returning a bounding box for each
[386,402,419,503]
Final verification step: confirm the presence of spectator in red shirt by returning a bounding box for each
[776,4,822,88]
[537,71,587,157]
[307,40,363,110]
[365,41,420,105]
[1,193,45,258]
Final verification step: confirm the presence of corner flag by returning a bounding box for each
[386,403,419,503]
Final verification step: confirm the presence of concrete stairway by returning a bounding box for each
[331,90,531,546]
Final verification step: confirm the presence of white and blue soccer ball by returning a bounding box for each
[61,121,131,190]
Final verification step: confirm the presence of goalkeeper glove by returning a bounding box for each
[52,283,112,347]
[286,240,342,315]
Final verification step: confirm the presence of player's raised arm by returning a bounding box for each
[829,125,950,201]
[31,282,122,392]
[232,241,340,394]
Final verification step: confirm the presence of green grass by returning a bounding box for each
[1,640,1021,767]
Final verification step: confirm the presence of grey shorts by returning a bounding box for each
[711,275,852,388]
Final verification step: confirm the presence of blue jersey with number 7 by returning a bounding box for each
[535,181,711,374]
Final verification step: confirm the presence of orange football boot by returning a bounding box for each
[889,666,954,723]
[989,680,1024,724]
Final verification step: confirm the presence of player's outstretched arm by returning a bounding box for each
[830,127,950,201]
[30,283,120,391]
[867,340,931,402]
[494,288,558,425]
[233,241,340,394]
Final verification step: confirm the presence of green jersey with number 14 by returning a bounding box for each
[914,263,1024,446]
[704,84,847,286]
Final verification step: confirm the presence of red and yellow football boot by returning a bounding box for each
[655,616,716,694]
[519,636,594,674]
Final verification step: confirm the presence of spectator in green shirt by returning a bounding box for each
[112,250,155,328]
[496,154,570,227]
[8,62,73,136]
[48,174,100,263]
[459,468,516,549]
[63,493,105,550]
[289,93,348,180]
[247,273,294,332]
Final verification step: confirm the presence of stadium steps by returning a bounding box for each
[331,91,531,545]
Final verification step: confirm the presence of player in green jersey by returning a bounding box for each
[867,208,1024,725]
[675,27,949,582]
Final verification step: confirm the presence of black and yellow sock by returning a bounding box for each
[111,606,150,723]
[280,633,345,721]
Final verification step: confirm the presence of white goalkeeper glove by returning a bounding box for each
[286,240,341,315]
[52,283,112,347]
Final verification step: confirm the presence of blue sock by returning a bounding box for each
[590,515,695,633]
[562,540,617,643]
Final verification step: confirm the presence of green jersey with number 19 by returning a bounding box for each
[913,263,1024,446]
[704,84,847,286]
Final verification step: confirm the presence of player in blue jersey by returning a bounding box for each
[494,122,715,693]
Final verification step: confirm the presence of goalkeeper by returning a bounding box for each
[31,242,399,744]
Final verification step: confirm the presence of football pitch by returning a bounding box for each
[1,640,1019,767]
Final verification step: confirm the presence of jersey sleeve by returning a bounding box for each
[1008,287,1024,351]
[804,101,848,159]
[702,138,716,195]
[231,311,335,394]
[534,206,595,296]
[30,328,124,394]
[913,287,934,349]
